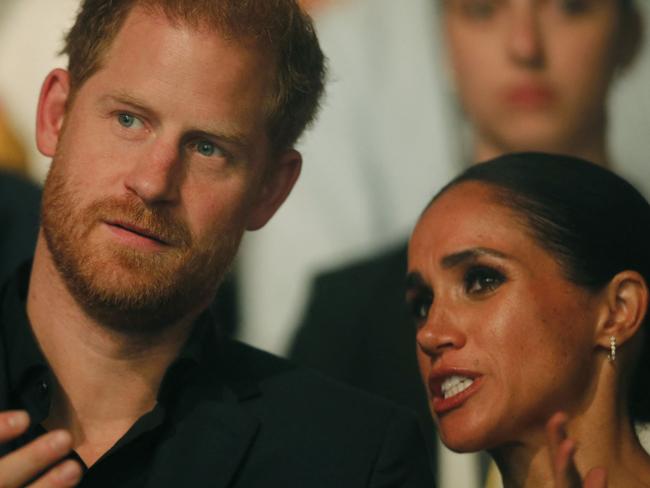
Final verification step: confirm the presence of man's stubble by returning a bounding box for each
[40,140,241,336]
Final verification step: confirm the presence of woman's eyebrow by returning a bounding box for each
[441,247,509,269]
[405,271,427,292]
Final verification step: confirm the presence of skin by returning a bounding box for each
[407,182,650,487]
[0,6,301,484]
[442,0,638,165]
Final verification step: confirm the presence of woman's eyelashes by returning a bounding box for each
[408,290,433,326]
[407,265,506,325]
[557,0,592,16]
[453,0,498,21]
[464,265,506,296]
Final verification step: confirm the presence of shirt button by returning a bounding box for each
[39,381,49,394]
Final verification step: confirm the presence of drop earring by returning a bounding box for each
[608,336,616,363]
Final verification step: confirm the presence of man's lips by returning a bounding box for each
[428,368,483,416]
[105,220,170,246]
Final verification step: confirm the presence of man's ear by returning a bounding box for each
[616,8,643,73]
[595,271,648,353]
[36,69,71,157]
[246,149,302,231]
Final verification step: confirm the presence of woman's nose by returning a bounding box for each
[506,6,544,67]
[416,307,467,358]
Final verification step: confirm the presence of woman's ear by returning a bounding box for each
[616,8,643,73]
[36,69,71,157]
[595,271,648,353]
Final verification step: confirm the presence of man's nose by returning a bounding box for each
[124,140,183,205]
[506,6,544,67]
[416,306,466,358]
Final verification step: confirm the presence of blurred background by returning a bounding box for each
[1,0,649,486]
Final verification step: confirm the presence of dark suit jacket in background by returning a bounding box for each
[0,170,41,283]
[289,243,437,477]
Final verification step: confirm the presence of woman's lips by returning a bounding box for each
[504,83,555,109]
[428,369,483,416]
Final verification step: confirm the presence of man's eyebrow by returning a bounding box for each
[441,247,509,269]
[99,93,251,149]
[184,128,250,150]
[99,93,151,113]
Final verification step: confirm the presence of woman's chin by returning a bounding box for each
[439,433,487,453]
[437,415,500,453]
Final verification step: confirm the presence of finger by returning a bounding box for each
[0,430,73,487]
[546,411,570,479]
[26,459,83,488]
[0,411,30,443]
[584,467,607,488]
[550,438,584,488]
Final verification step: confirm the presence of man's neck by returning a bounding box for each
[26,234,195,466]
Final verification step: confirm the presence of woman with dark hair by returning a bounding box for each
[408,152,650,487]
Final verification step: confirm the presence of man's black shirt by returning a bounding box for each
[0,263,435,487]
[1,262,221,487]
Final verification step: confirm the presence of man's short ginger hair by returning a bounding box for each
[62,0,326,152]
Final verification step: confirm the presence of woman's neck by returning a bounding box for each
[472,123,610,169]
[490,409,650,488]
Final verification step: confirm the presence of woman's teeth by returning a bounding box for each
[441,375,474,399]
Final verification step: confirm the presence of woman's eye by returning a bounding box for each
[117,113,143,129]
[464,266,505,295]
[458,0,497,19]
[408,293,433,325]
[557,0,590,15]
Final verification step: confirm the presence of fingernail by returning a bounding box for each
[48,430,71,452]
[6,411,28,429]
[54,461,82,483]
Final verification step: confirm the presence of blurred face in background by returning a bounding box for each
[442,0,640,164]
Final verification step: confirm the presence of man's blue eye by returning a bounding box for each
[196,141,216,157]
[117,113,136,128]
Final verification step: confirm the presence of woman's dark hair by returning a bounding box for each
[433,152,650,422]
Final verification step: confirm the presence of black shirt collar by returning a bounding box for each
[0,261,216,408]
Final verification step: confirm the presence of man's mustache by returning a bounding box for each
[85,197,192,248]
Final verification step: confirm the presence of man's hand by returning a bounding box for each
[545,412,607,488]
[0,411,82,487]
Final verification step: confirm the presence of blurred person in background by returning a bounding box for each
[0,102,41,284]
[291,0,645,485]
[237,0,458,356]
[446,0,641,165]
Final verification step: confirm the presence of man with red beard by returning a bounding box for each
[0,1,432,486]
